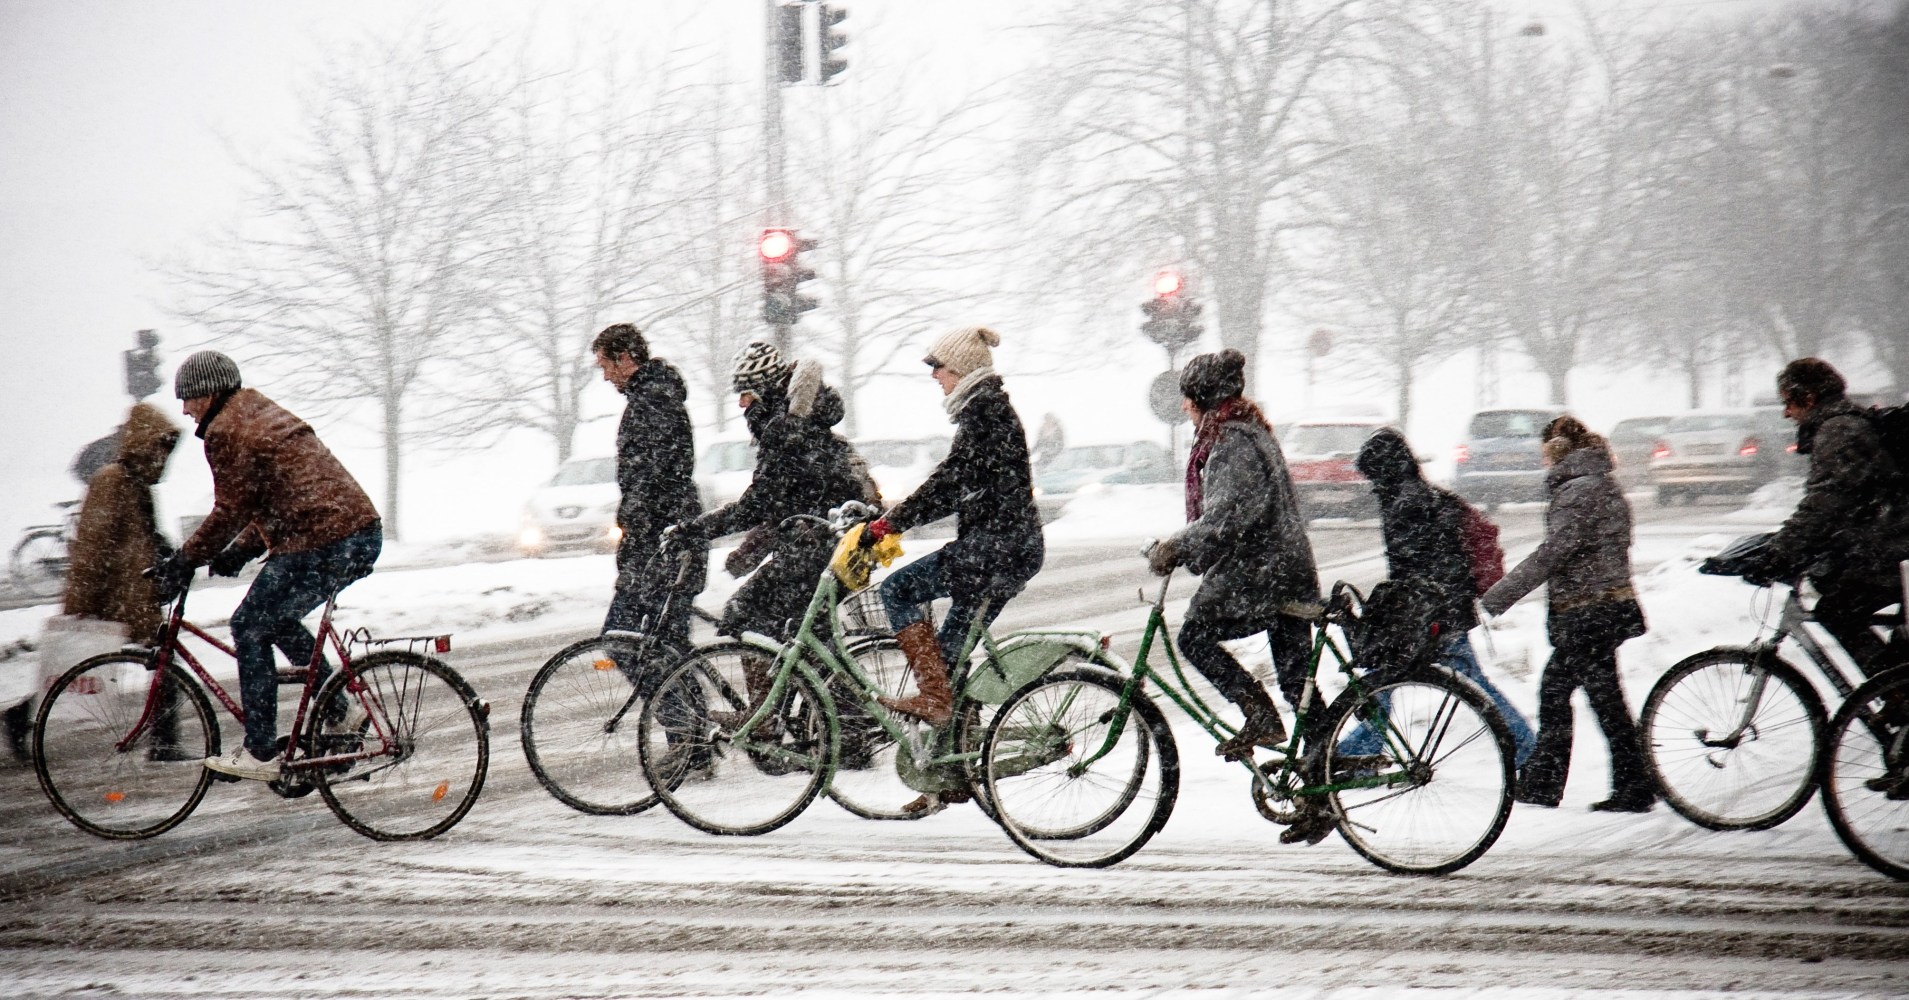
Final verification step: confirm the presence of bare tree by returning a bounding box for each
[786,63,1009,436]
[166,22,517,538]
[1012,0,1364,376]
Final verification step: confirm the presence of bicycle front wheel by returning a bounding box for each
[1641,648,1825,831]
[521,634,687,815]
[33,654,217,840]
[1321,669,1514,875]
[314,651,490,841]
[982,669,1179,868]
[639,642,833,836]
[1820,668,1909,880]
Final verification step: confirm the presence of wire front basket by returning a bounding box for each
[837,590,932,638]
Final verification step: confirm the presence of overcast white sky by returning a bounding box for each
[0,0,1800,545]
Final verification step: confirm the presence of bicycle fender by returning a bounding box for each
[967,631,1107,705]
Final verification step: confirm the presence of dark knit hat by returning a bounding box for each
[174,350,241,400]
[1355,427,1420,487]
[1179,349,1246,410]
[730,341,792,396]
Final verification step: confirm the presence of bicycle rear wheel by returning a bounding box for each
[521,634,687,815]
[1321,669,1514,875]
[33,654,217,840]
[1641,648,1824,831]
[982,669,1179,868]
[1820,668,1909,880]
[314,651,490,841]
[639,642,833,836]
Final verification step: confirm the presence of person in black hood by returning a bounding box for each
[675,342,871,729]
[593,324,705,659]
[1341,428,1535,767]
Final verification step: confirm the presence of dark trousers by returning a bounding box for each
[879,548,1034,664]
[1520,634,1653,805]
[1814,577,1904,678]
[230,524,381,755]
[1177,610,1313,711]
[720,528,832,642]
[605,534,706,653]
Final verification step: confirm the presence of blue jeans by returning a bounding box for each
[1336,634,1536,768]
[230,524,382,755]
[880,550,1025,665]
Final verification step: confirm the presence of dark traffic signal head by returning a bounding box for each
[1139,271,1201,349]
[760,228,818,326]
[776,4,805,83]
[819,5,849,84]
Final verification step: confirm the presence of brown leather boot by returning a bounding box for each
[1213,687,1288,762]
[709,655,782,739]
[878,621,953,727]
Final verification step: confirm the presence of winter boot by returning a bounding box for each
[709,655,782,740]
[1213,687,1288,762]
[878,621,953,727]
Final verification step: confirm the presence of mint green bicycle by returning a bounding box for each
[634,503,1102,836]
[978,571,1517,873]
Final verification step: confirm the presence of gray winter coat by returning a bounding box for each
[1766,397,1909,586]
[1170,420,1319,620]
[1482,445,1636,617]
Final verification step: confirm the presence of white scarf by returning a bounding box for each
[943,365,995,421]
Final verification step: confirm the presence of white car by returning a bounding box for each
[696,434,758,513]
[519,456,620,557]
[855,437,950,506]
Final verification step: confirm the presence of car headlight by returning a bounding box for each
[1079,481,1106,495]
[519,523,545,549]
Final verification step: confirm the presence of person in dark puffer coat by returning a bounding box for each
[593,323,705,670]
[1482,416,1655,813]
[1340,428,1535,766]
[868,326,1045,732]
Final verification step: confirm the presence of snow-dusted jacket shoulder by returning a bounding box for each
[1767,398,1909,584]
[1481,445,1634,616]
[614,359,701,544]
[1171,420,1318,620]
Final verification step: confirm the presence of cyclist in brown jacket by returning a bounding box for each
[154,351,383,780]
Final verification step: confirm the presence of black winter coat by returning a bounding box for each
[1768,397,1909,586]
[614,359,702,546]
[1356,429,1478,634]
[885,375,1045,600]
[694,361,863,542]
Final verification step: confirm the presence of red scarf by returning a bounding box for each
[1185,397,1270,521]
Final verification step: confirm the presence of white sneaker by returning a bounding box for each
[204,746,285,781]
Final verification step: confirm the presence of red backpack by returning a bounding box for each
[1455,498,1506,596]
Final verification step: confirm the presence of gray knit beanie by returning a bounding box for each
[730,341,792,396]
[1179,349,1246,410]
[174,351,242,400]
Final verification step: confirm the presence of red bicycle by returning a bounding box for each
[31,581,490,841]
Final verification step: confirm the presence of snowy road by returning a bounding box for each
[3,500,1905,998]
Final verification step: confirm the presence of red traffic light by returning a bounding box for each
[760,229,796,263]
[1152,270,1184,298]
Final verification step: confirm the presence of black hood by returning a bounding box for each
[1355,427,1421,490]
[626,358,689,406]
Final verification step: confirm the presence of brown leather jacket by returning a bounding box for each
[64,403,180,641]
[181,389,379,564]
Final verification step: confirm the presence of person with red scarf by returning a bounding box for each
[1148,350,1320,767]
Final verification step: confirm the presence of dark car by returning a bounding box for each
[1452,407,1566,510]
[1649,407,1803,505]
[1608,416,1675,491]
[1283,419,1386,519]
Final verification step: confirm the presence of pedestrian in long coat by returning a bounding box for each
[1482,416,1655,812]
[64,402,181,643]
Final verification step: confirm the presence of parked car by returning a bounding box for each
[1033,441,1178,508]
[1452,407,1566,510]
[1607,415,1675,491]
[695,434,758,513]
[518,456,620,557]
[1649,407,1802,505]
[1283,419,1388,519]
[855,437,950,506]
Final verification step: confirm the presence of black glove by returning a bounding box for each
[662,519,706,545]
[208,545,253,578]
[148,554,196,600]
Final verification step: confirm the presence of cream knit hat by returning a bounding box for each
[922,326,1000,377]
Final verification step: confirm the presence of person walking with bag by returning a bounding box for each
[1481,416,1655,812]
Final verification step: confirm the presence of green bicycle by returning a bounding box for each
[635,502,1100,836]
[978,570,1517,874]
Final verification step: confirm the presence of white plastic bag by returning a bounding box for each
[34,615,129,697]
[0,638,40,710]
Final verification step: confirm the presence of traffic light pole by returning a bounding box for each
[763,1,791,355]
